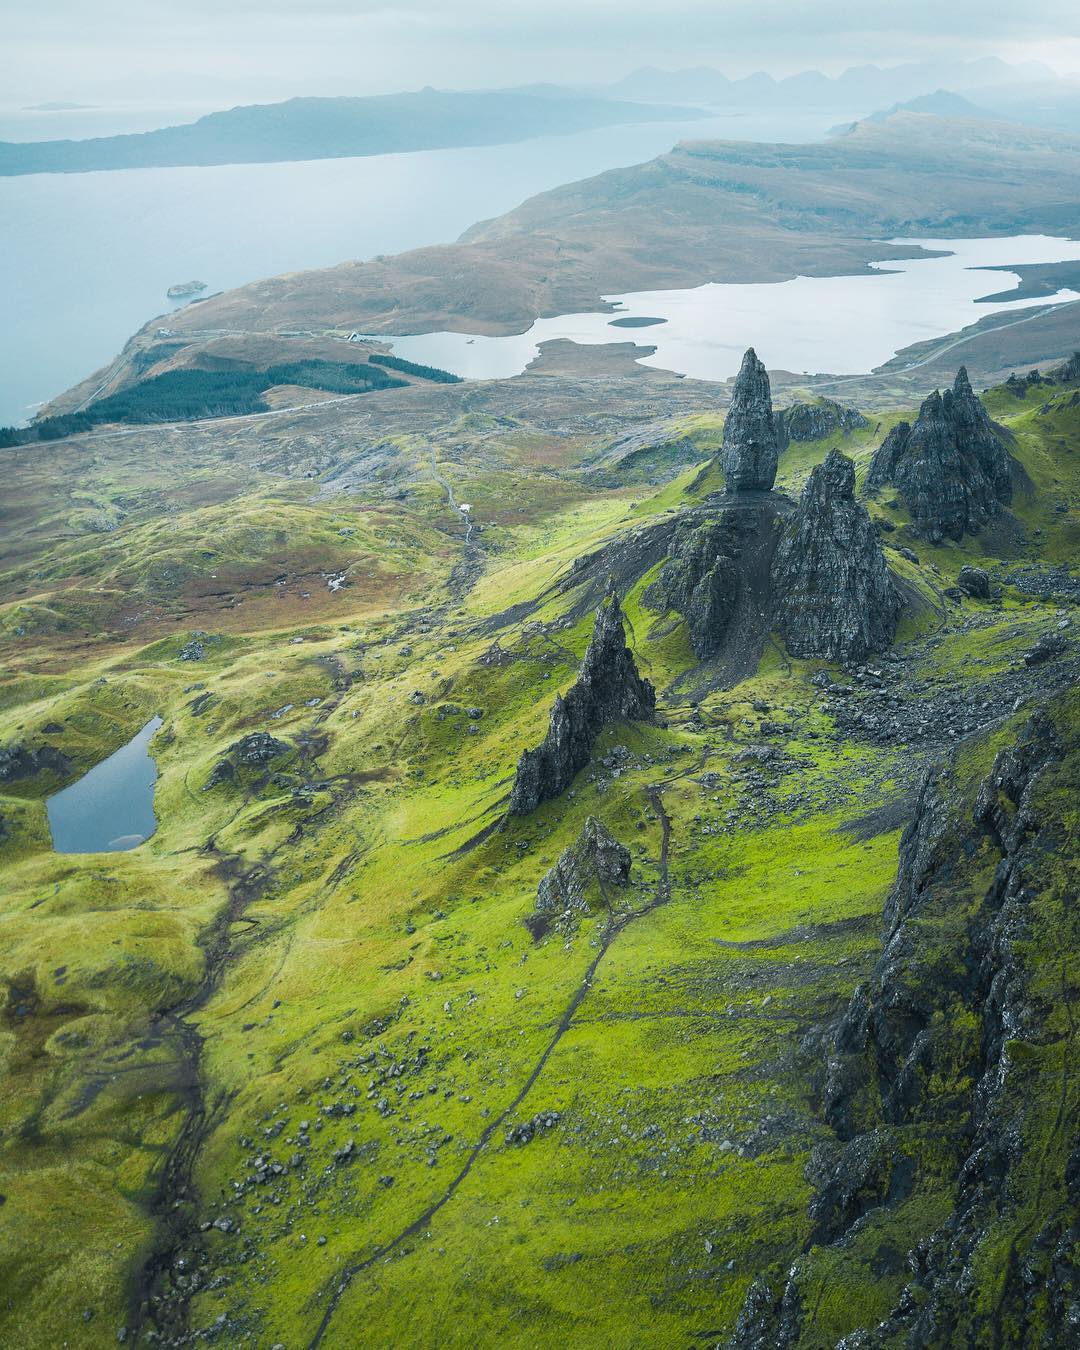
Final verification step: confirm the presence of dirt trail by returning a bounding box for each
[306,781,676,1348]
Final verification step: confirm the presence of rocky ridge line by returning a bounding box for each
[865,365,1014,542]
[508,585,655,815]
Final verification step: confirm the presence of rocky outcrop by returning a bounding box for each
[1024,630,1070,665]
[771,450,900,662]
[644,513,742,659]
[865,367,1014,541]
[0,741,72,783]
[720,348,778,493]
[527,816,632,939]
[733,702,1077,1348]
[508,586,655,815]
[774,398,867,449]
[1057,350,1080,382]
[205,732,289,788]
[956,563,990,599]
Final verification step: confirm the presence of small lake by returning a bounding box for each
[382,234,1080,382]
[46,716,162,853]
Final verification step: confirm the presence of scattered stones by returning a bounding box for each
[505,1110,561,1145]
[179,636,206,661]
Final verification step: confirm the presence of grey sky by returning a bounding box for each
[4,0,1079,106]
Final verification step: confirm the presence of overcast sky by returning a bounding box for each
[4,0,1079,107]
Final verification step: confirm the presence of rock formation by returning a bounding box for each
[957,563,990,599]
[866,366,1013,541]
[771,449,900,662]
[732,705,1076,1348]
[1058,350,1080,382]
[720,348,778,492]
[774,398,867,449]
[205,732,289,788]
[0,741,72,783]
[526,816,632,939]
[508,585,655,815]
[644,513,741,659]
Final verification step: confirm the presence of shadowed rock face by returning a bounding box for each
[772,449,900,662]
[1059,350,1080,382]
[508,586,655,815]
[720,348,778,493]
[731,706,1078,1349]
[866,366,1013,542]
[644,513,742,659]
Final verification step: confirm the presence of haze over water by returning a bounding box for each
[1,110,842,425]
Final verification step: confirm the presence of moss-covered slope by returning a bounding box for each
[0,365,1077,1348]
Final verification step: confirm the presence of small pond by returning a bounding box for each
[46,716,163,853]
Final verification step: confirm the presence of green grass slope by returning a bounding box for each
[0,370,1077,1347]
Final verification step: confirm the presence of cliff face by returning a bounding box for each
[731,694,1080,1349]
[508,587,655,815]
[866,366,1014,541]
[771,449,900,662]
[644,514,742,659]
[720,348,779,493]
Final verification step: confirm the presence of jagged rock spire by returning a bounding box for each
[720,348,779,493]
[508,587,655,816]
[772,449,900,662]
[866,367,1013,542]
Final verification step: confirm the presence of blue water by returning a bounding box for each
[383,234,1080,383]
[46,716,162,853]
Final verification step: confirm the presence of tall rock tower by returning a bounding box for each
[720,348,779,493]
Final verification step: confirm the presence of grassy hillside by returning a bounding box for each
[0,363,1077,1346]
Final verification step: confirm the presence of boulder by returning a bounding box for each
[772,450,900,662]
[957,565,991,600]
[1024,631,1069,666]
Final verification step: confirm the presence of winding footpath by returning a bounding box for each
[306,781,675,1348]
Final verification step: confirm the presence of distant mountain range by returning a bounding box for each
[603,57,1056,108]
[832,81,1080,137]
[0,88,705,177]
[7,59,1071,180]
